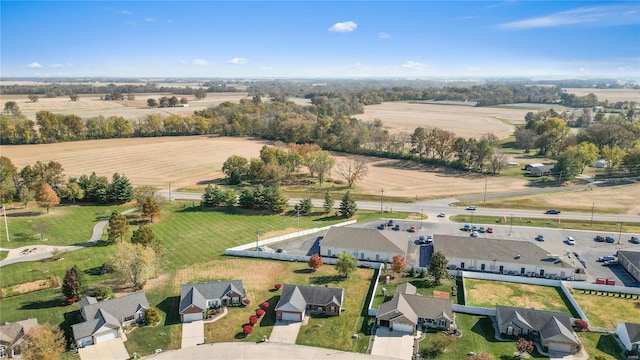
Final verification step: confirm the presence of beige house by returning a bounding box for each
[320,227,411,263]
[179,280,245,323]
[0,318,37,358]
[275,284,343,322]
[434,235,585,280]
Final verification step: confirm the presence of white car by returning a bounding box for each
[566,236,575,245]
[466,206,477,211]
[437,212,446,218]
[470,231,479,237]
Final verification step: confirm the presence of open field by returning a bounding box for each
[571,291,640,328]
[355,102,530,139]
[563,88,640,103]
[465,279,575,315]
[0,92,250,121]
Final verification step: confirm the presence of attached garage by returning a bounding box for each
[280,311,301,322]
[182,312,203,323]
[547,342,573,353]
[391,322,414,333]
[94,330,118,343]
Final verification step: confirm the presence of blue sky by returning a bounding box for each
[1,1,639,78]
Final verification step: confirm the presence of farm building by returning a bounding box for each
[529,164,555,177]
[433,235,585,280]
[496,305,580,354]
[275,284,343,322]
[617,250,640,283]
[320,227,413,263]
[179,280,246,322]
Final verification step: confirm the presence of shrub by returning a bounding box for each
[243,325,253,336]
[274,284,282,290]
[144,308,161,326]
[261,301,269,309]
[249,316,258,325]
[243,298,251,305]
[575,319,589,331]
[95,286,114,300]
[256,309,265,317]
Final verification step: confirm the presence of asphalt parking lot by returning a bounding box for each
[272,218,640,287]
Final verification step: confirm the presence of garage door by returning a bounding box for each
[183,312,203,323]
[548,342,572,353]
[94,330,117,343]
[392,322,414,333]
[281,312,301,322]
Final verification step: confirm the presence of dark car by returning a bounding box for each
[594,235,604,242]
[535,235,544,242]
[630,236,639,244]
[466,205,477,211]
[392,224,400,231]
[605,236,615,243]
[377,224,385,230]
[387,219,394,227]
[545,209,561,214]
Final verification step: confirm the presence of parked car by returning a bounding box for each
[603,260,619,266]
[478,226,486,233]
[462,224,471,231]
[392,224,400,231]
[437,212,446,218]
[605,236,615,243]
[535,235,545,242]
[426,235,433,243]
[466,205,477,210]
[377,224,385,230]
[276,248,283,253]
[545,209,561,214]
[408,226,416,233]
[631,236,640,244]
[486,227,493,233]
[417,235,427,244]
[470,231,479,237]
[579,259,587,268]
[566,236,575,245]
[387,219,394,227]
[472,225,478,231]
[594,235,604,242]
[597,255,615,262]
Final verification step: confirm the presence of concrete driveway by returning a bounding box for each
[78,338,129,360]
[181,320,204,348]
[370,327,416,360]
[268,320,301,344]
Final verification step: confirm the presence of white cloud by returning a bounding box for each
[499,4,640,29]
[144,17,154,22]
[119,10,131,15]
[227,57,248,64]
[27,62,42,69]
[192,59,209,66]
[401,61,424,70]
[378,32,390,39]
[329,21,357,33]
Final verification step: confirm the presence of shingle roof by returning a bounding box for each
[434,235,577,270]
[496,306,578,344]
[377,291,454,325]
[0,318,37,346]
[275,284,344,313]
[618,250,640,268]
[321,227,409,255]
[72,292,149,341]
[540,316,578,344]
[377,293,418,325]
[623,322,640,344]
[396,282,417,295]
[179,280,244,314]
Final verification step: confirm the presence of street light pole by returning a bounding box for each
[509,214,513,236]
[297,208,300,235]
[590,203,594,227]
[618,221,623,244]
[255,231,259,250]
[483,177,488,204]
[420,209,423,229]
[380,188,384,213]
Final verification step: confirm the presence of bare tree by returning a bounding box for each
[335,159,368,187]
[488,153,508,174]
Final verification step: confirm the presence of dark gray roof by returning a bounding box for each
[497,306,578,344]
[72,292,149,341]
[623,322,640,343]
[434,235,576,270]
[377,293,453,325]
[179,280,244,314]
[618,250,640,268]
[77,296,98,308]
[275,284,344,312]
[0,319,37,346]
[321,227,409,255]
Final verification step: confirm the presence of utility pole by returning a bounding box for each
[380,188,384,213]
[297,208,300,236]
[590,203,594,227]
[168,181,172,202]
[2,205,9,242]
[255,231,259,250]
[420,209,423,229]
[618,221,623,244]
[509,214,513,236]
[483,177,488,204]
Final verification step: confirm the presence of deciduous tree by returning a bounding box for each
[31,220,50,241]
[515,337,534,356]
[306,151,335,186]
[108,242,159,289]
[336,253,357,278]
[391,255,407,275]
[428,251,449,285]
[21,324,65,360]
[339,191,357,218]
[335,159,368,187]
[602,145,627,174]
[3,101,20,115]
[144,308,161,325]
[421,333,454,358]
[35,183,60,213]
[147,98,158,107]
[0,156,17,203]
[131,224,157,248]
[142,197,161,222]
[308,253,323,271]
[62,265,85,300]
[222,155,249,185]
[60,181,84,204]
[107,210,130,243]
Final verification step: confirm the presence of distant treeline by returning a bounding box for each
[0,82,240,97]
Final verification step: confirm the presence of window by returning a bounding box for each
[0,346,6,358]
[520,267,525,274]
[460,262,465,269]
[480,264,485,271]
[439,320,446,328]
[507,326,513,335]
[499,265,504,273]
[327,249,332,257]
[124,315,134,321]
[375,254,380,261]
[330,306,336,313]
[540,269,545,276]
[360,253,365,259]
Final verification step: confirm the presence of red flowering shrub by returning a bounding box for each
[274,284,282,290]
[243,325,253,335]
[261,301,269,309]
[249,316,258,325]
[256,309,266,317]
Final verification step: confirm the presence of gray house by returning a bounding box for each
[0,318,37,358]
[72,293,149,347]
[179,280,245,323]
[275,284,343,322]
[496,305,580,354]
[376,283,455,333]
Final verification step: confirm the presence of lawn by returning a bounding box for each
[418,314,547,359]
[0,251,7,261]
[465,279,576,315]
[370,275,459,309]
[571,290,640,328]
[450,215,640,234]
[577,332,625,360]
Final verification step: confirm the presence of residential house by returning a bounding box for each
[617,322,640,358]
[320,227,411,263]
[0,318,37,358]
[496,305,581,354]
[179,280,245,323]
[529,164,554,177]
[275,284,343,322]
[376,282,455,333]
[617,250,640,283]
[434,235,585,280]
[72,292,149,347]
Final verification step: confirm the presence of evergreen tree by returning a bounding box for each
[323,191,334,213]
[201,184,219,207]
[142,197,161,222]
[107,173,134,203]
[62,265,85,300]
[264,186,287,213]
[107,210,130,243]
[339,191,357,218]
[131,224,157,247]
[296,198,313,215]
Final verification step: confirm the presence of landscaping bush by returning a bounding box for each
[243,298,251,305]
[274,284,282,290]
[249,316,258,325]
[243,325,253,336]
[95,285,114,300]
[144,308,161,326]
[261,301,269,309]
[574,319,589,331]
[256,309,265,317]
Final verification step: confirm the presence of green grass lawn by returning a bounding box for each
[1,204,128,249]
[571,290,640,328]
[450,215,640,234]
[465,279,577,316]
[419,314,547,359]
[577,332,625,360]
[371,275,459,309]
[0,251,7,261]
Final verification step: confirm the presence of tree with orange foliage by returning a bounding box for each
[308,253,323,271]
[35,183,60,214]
[391,255,407,275]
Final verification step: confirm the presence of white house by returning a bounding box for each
[433,235,585,280]
[320,227,411,263]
